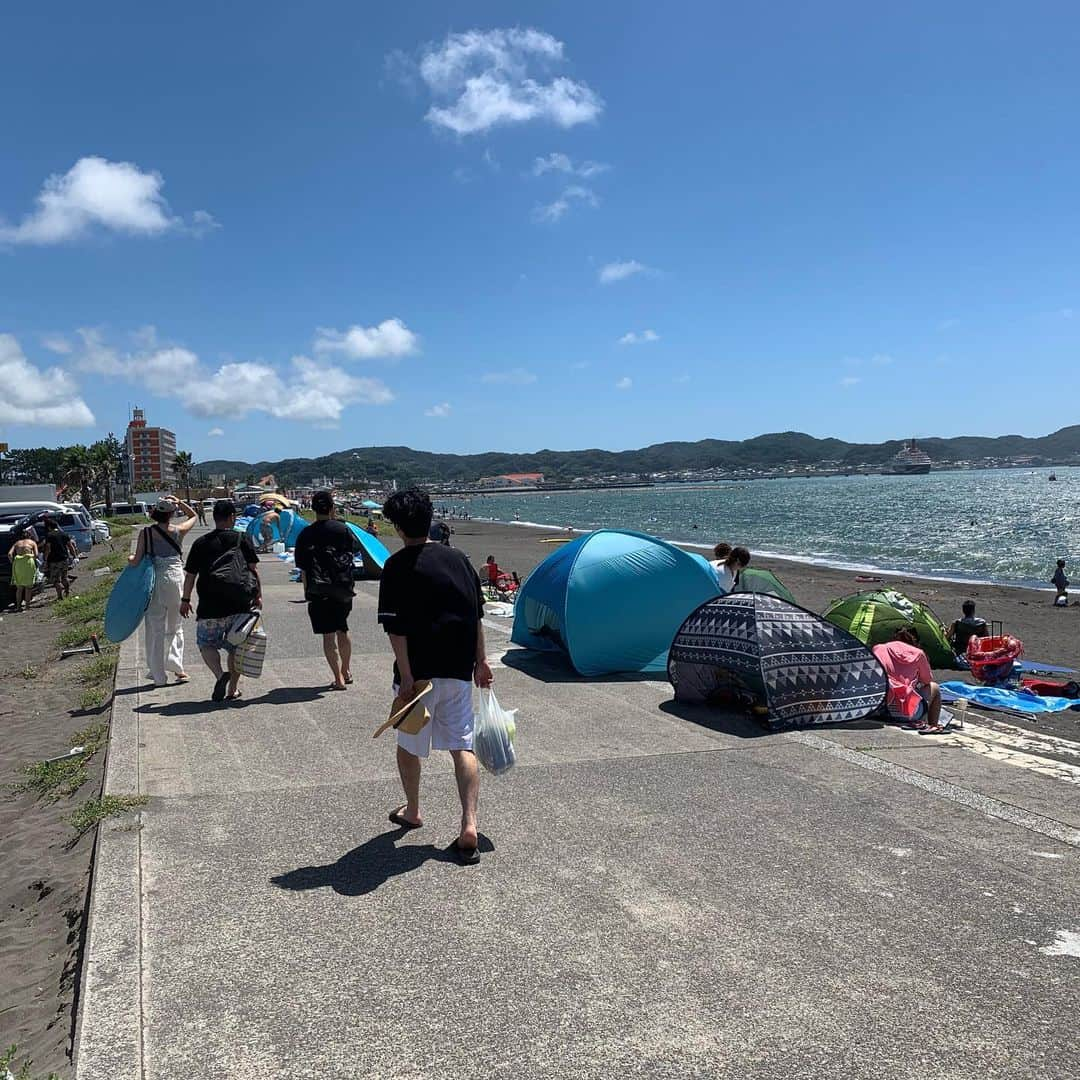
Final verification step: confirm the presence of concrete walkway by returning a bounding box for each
[76,540,1079,1079]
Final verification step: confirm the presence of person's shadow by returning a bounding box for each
[270,827,495,896]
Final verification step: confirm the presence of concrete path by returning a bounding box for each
[75,539,1080,1079]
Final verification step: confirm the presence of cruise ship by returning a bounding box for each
[882,439,932,475]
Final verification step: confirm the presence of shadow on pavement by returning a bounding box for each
[659,699,887,739]
[270,828,496,896]
[501,649,667,684]
[135,685,330,715]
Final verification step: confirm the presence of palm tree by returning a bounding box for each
[62,445,95,509]
[173,450,194,502]
[89,435,123,513]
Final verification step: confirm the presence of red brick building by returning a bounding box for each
[125,407,176,491]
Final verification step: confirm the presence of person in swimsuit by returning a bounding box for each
[10,531,40,612]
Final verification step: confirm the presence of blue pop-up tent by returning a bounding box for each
[345,521,392,576]
[511,529,720,676]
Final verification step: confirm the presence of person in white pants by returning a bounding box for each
[130,497,198,687]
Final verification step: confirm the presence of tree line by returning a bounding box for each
[0,439,198,510]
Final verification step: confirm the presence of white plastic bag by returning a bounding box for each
[236,616,267,678]
[473,688,517,775]
[226,611,259,646]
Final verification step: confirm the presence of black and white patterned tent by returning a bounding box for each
[667,592,888,728]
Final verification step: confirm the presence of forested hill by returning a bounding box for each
[198,425,1080,487]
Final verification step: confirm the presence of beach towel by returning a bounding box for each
[940,682,1080,715]
[11,553,37,588]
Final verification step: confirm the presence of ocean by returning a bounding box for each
[452,468,1079,589]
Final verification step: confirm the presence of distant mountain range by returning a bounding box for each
[197,425,1080,487]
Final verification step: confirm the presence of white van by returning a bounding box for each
[109,502,150,518]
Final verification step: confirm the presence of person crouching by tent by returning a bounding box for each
[293,490,365,691]
[709,542,732,571]
[716,546,750,595]
[258,506,280,553]
[872,626,946,733]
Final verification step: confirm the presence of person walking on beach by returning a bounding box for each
[294,490,364,690]
[41,518,76,600]
[180,500,261,702]
[195,501,207,526]
[365,517,379,537]
[1051,559,1069,606]
[131,497,198,687]
[716,546,750,594]
[377,489,493,865]
[9,530,40,612]
[873,626,946,733]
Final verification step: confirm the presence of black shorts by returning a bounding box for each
[308,597,352,635]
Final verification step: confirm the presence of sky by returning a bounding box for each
[2,2,1080,462]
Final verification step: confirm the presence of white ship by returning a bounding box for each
[882,439,932,475]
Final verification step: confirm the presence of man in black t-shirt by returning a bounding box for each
[294,490,364,689]
[377,488,492,864]
[41,518,76,599]
[180,500,261,702]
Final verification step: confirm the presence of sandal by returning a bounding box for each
[211,672,230,702]
[389,807,422,830]
[450,839,480,866]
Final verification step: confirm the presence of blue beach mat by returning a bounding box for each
[941,681,1080,715]
[104,559,156,643]
[1015,659,1078,676]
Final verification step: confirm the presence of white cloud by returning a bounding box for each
[618,329,659,346]
[599,259,647,284]
[425,402,452,418]
[481,368,538,385]
[207,427,225,437]
[41,334,72,355]
[533,184,598,223]
[1061,307,1074,319]
[313,318,420,360]
[938,318,959,330]
[615,376,633,390]
[0,333,95,426]
[839,376,862,387]
[0,157,211,245]
[532,152,608,178]
[870,353,893,366]
[674,374,691,383]
[411,28,603,136]
[67,328,393,427]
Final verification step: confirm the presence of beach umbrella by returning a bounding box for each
[668,593,887,729]
[823,588,955,668]
[361,499,382,510]
[257,492,294,508]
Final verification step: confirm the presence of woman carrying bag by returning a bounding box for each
[131,496,198,687]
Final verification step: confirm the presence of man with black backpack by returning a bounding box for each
[293,490,364,690]
[180,499,261,702]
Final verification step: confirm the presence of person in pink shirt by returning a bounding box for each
[872,626,945,732]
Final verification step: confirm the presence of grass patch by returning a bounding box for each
[96,549,130,572]
[68,794,147,836]
[22,662,39,679]
[0,1044,62,1080]
[14,722,109,802]
[77,652,118,685]
[100,516,134,539]
[53,577,113,647]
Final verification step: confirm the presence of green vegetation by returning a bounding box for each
[16,722,109,802]
[299,509,394,537]
[101,516,134,539]
[68,794,147,837]
[196,425,1080,487]
[21,662,38,679]
[53,577,113,646]
[0,1044,62,1080]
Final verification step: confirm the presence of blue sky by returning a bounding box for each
[2,2,1079,462]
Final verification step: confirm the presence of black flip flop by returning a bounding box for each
[389,809,422,830]
[344,674,353,685]
[211,673,230,702]
[451,840,480,865]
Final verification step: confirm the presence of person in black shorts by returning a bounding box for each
[294,490,365,690]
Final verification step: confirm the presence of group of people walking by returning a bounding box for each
[138,488,491,862]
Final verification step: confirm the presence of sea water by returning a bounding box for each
[462,467,1079,589]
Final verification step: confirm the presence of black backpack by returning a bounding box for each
[206,534,257,610]
[305,543,356,602]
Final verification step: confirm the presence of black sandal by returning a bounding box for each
[451,840,480,865]
[211,672,230,702]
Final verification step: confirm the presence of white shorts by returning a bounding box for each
[394,678,475,758]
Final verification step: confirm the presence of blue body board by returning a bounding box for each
[104,559,156,643]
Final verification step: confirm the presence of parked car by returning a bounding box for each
[108,502,149,518]
[91,519,111,543]
[25,509,94,554]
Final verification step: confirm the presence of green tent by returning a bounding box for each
[733,567,796,605]
[823,588,956,668]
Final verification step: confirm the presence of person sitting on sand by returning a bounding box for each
[485,555,502,586]
[947,600,989,657]
[365,517,379,537]
[716,546,750,595]
[873,626,946,733]
[1051,559,1069,606]
[710,542,732,571]
[9,530,40,612]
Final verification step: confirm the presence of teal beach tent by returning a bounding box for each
[511,529,721,676]
[345,521,392,574]
[277,508,308,548]
[361,499,382,511]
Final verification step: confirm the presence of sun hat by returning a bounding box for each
[153,498,175,514]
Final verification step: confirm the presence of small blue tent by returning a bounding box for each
[511,529,720,676]
[277,508,309,549]
[345,521,392,575]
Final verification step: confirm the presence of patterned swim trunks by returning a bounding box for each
[196,615,239,651]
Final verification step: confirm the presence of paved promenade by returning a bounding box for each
[76,538,1079,1079]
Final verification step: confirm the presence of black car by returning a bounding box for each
[0,516,46,609]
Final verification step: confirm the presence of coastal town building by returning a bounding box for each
[477,472,545,489]
[125,407,176,491]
